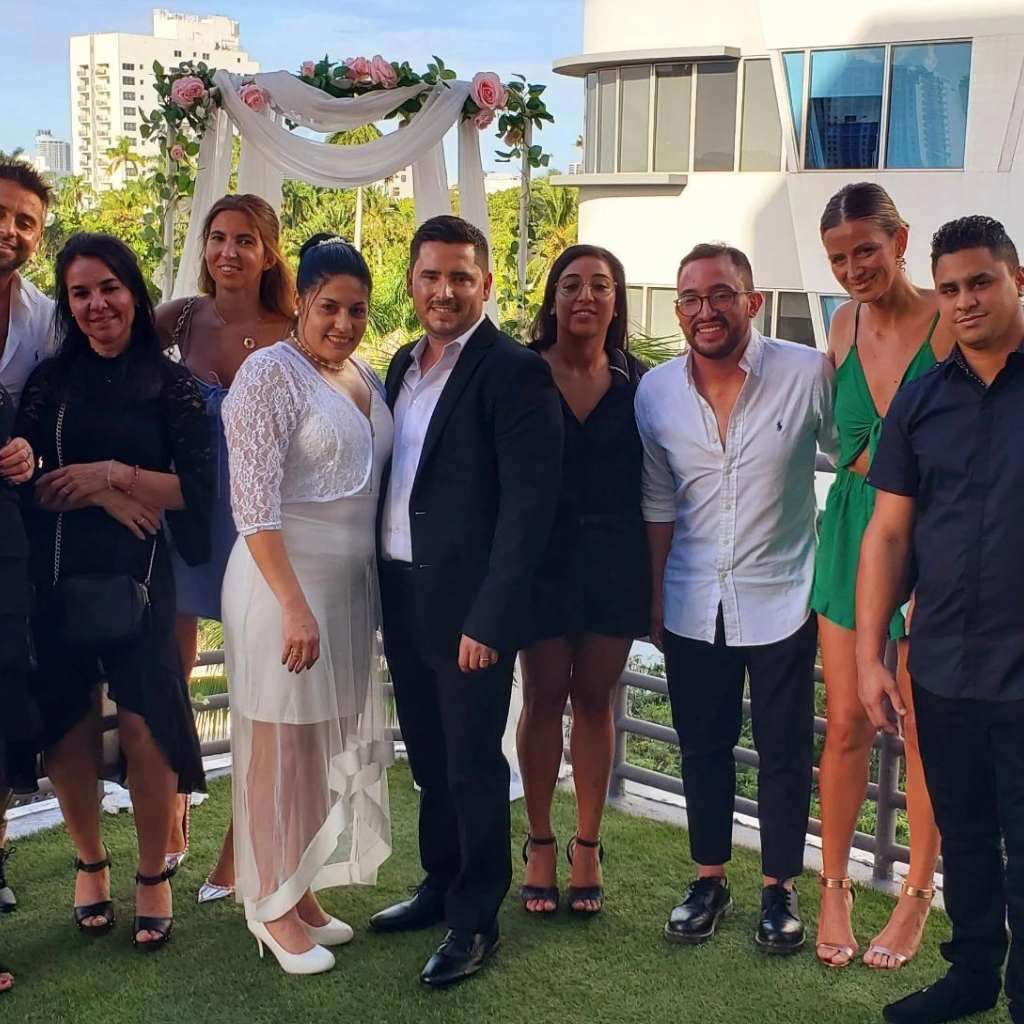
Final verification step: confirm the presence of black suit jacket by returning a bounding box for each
[380,316,563,654]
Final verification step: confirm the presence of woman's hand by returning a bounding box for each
[0,437,35,484]
[281,600,320,673]
[37,462,114,506]
[92,490,160,541]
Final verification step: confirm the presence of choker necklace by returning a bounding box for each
[211,297,261,350]
[290,329,346,373]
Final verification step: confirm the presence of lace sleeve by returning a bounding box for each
[222,349,303,536]
[162,362,215,566]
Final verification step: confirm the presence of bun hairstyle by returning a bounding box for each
[297,233,373,297]
[820,182,907,238]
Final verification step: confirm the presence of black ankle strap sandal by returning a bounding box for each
[566,835,605,916]
[519,835,560,913]
[73,849,115,937]
[133,866,174,952]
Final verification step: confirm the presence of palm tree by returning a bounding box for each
[527,182,579,295]
[327,124,383,250]
[103,137,144,179]
[0,147,25,163]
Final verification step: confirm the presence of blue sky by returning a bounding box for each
[3,1,585,173]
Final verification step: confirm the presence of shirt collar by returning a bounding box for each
[411,313,486,369]
[681,326,765,386]
[945,339,1024,385]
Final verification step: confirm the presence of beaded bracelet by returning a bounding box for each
[125,464,140,497]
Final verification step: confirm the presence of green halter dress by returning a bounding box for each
[811,305,939,638]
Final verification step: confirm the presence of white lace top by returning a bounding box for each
[222,342,386,536]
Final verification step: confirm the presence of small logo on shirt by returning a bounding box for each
[776,420,783,431]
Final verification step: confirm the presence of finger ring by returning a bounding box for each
[480,657,491,666]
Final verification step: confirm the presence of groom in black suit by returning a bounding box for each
[371,215,563,986]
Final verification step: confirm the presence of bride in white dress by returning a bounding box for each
[221,235,393,975]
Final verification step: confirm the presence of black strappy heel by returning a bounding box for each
[519,835,560,913]
[133,866,174,952]
[566,835,604,916]
[73,849,115,937]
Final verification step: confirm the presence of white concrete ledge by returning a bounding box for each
[553,46,741,77]
[549,172,688,189]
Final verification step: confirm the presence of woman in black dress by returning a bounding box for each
[15,234,212,951]
[518,245,649,915]
[0,381,39,994]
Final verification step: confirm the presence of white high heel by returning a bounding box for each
[301,915,354,947]
[247,919,335,975]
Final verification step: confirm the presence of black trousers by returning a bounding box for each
[663,611,817,881]
[914,682,1024,1008]
[380,563,513,933]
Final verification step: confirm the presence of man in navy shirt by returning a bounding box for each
[857,215,1024,1024]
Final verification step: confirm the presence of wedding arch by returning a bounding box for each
[140,56,555,314]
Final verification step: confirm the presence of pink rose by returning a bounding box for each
[169,143,186,162]
[503,127,524,147]
[471,71,508,111]
[170,75,207,108]
[474,108,495,130]
[344,57,372,83]
[300,60,317,78]
[239,82,269,112]
[369,55,398,89]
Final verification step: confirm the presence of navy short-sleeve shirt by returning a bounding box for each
[868,343,1024,701]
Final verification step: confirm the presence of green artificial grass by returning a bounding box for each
[0,764,1007,1024]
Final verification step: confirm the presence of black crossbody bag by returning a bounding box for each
[52,401,156,648]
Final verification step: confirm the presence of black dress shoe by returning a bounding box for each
[664,876,731,945]
[882,972,1000,1024]
[755,882,804,954]
[368,883,446,933]
[420,925,500,987]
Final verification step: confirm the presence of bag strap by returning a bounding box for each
[172,297,198,361]
[52,400,157,589]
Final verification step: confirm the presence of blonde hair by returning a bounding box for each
[199,194,295,319]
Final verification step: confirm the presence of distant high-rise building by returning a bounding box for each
[69,9,259,191]
[34,129,72,178]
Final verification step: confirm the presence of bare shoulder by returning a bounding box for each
[154,296,197,348]
[826,299,857,368]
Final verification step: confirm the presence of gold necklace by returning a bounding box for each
[211,297,260,350]
[289,329,346,373]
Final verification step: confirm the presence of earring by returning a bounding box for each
[897,255,907,273]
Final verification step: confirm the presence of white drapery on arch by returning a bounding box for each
[172,69,498,320]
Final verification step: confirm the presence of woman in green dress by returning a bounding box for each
[812,183,954,971]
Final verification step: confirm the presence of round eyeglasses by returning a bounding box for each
[673,288,753,318]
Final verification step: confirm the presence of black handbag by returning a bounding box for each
[52,402,157,649]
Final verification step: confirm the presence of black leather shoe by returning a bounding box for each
[882,972,1000,1024]
[664,876,731,945]
[369,883,446,933]
[420,925,500,987]
[755,882,804,954]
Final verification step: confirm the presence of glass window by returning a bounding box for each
[584,73,598,173]
[740,59,782,171]
[806,47,884,169]
[122,76,135,85]
[597,69,617,173]
[626,286,645,335]
[648,288,679,340]
[654,63,692,171]
[619,65,651,173]
[783,52,805,143]
[886,42,971,169]
[820,295,846,336]
[694,61,738,171]
[776,292,816,346]
[754,290,774,335]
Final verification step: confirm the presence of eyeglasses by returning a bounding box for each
[673,288,753,317]
[556,278,616,299]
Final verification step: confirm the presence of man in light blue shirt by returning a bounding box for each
[637,241,835,955]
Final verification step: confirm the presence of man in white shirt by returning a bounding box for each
[636,242,836,954]
[0,160,53,917]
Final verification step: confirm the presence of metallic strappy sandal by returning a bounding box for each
[815,873,857,968]
[864,882,935,970]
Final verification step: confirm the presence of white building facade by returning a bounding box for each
[34,130,72,179]
[553,0,1024,349]
[70,9,259,192]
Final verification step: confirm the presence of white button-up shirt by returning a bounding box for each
[1,273,54,409]
[635,329,836,647]
[382,314,485,562]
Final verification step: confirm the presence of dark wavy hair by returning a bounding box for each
[296,233,373,296]
[51,233,164,396]
[931,215,1020,273]
[409,215,489,272]
[529,244,629,352]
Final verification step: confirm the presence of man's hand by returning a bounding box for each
[0,437,34,484]
[37,462,111,506]
[649,594,665,652]
[857,660,906,735]
[458,634,499,674]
